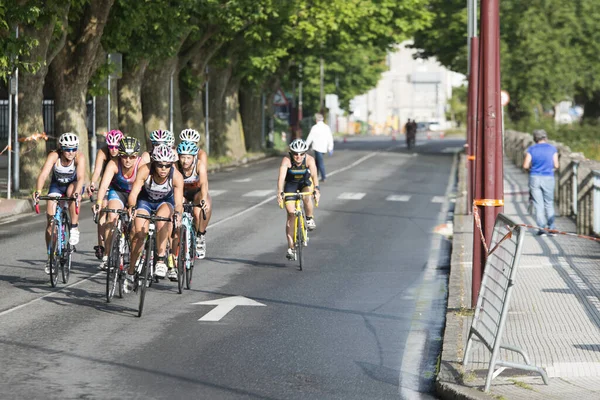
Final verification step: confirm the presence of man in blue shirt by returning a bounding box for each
[523,129,559,236]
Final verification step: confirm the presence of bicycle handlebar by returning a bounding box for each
[35,195,80,215]
[279,191,318,208]
[183,200,207,220]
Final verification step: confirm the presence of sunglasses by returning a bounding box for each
[108,145,119,150]
[291,152,305,157]
[62,148,77,153]
[121,155,137,160]
[155,163,171,169]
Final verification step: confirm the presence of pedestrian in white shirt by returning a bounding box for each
[306,113,334,182]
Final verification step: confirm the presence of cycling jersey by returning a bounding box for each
[285,156,311,183]
[111,157,142,193]
[179,160,201,190]
[52,156,77,185]
[141,165,174,201]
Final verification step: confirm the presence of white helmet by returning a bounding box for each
[151,144,178,163]
[289,139,309,153]
[180,128,201,143]
[149,129,175,147]
[59,132,79,149]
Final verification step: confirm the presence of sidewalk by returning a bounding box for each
[437,155,600,399]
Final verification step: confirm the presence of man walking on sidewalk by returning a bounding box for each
[306,113,334,183]
[523,129,559,236]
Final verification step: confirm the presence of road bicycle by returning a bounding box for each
[133,211,173,317]
[406,132,416,149]
[279,191,318,271]
[175,201,206,294]
[35,195,79,287]
[100,208,131,303]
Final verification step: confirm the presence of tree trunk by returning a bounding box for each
[118,59,150,149]
[18,6,70,191]
[141,57,178,134]
[239,87,263,152]
[208,64,246,158]
[49,0,115,177]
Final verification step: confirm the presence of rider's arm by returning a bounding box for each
[141,151,151,165]
[127,164,149,209]
[96,160,117,205]
[74,152,86,196]
[198,150,208,169]
[306,155,319,189]
[172,169,184,215]
[277,157,290,194]
[35,152,59,193]
[90,149,107,189]
[197,159,209,203]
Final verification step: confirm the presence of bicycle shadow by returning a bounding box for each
[205,256,289,270]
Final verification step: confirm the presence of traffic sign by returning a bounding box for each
[273,88,288,106]
[501,90,510,107]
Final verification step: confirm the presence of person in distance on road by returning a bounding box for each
[305,113,334,183]
[276,139,321,261]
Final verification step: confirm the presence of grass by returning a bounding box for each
[509,379,534,391]
[455,307,475,317]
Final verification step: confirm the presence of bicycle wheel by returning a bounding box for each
[60,217,72,284]
[186,228,194,290]
[177,226,187,294]
[48,220,61,287]
[106,227,120,303]
[138,237,153,317]
[118,234,129,298]
[297,216,304,271]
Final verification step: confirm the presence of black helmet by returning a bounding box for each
[118,137,141,156]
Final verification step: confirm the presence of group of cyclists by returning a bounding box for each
[33,128,320,283]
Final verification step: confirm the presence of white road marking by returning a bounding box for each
[209,190,227,197]
[431,196,445,203]
[386,194,411,202]
[243,190,273,197]
[233,178,251,182]
[193,296,265,322]
[338,192,366,200]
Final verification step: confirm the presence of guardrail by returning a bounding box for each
[463,213,548,392]
[504,130,600,237]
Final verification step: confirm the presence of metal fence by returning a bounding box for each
[463,213,548,392]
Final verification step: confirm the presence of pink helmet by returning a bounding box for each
[106,130,124,146]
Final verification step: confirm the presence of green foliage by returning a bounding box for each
[0,2,43,80]
[447,84,467,127]
[506,117,600,161]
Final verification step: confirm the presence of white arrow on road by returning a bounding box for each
[192,296,266,321]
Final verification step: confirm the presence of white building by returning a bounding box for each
[350,41,465,133]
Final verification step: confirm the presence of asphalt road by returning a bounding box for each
[0,134,461,399]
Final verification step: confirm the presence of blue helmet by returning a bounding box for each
[177,140,199,156]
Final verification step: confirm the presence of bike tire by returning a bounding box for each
[119,235,129,299]
[297,216,304,271]
[138,237,153,317]
[49,221,60,287]
[186,228,194,290]
[106,227,120,303]
[177,227,186,294]
[61,218,71,284]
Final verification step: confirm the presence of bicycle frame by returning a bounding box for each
[280,191,316,270]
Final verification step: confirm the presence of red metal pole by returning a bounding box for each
[466,37,479,216]
[472,0,502,308]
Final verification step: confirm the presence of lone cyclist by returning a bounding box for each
[276,139,320,260]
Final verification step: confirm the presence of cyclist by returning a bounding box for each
[178,128,212,258]
[93,137,143,270]
[88,129,123,261]
[141,129,175,164]
[126,144,184,291]
[276,139,321,260]
[33,132,85,273]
